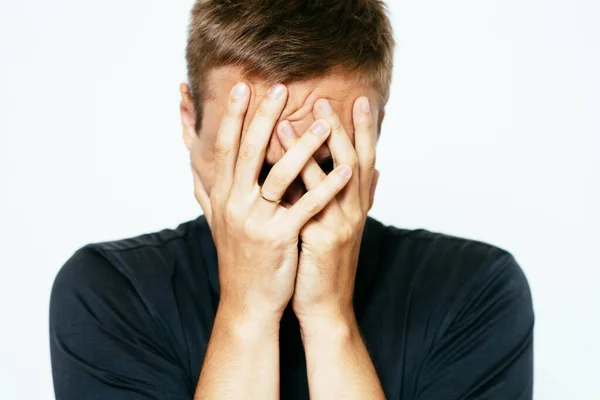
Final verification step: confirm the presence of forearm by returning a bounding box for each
[300,314,385,400]
[194,304,280,400]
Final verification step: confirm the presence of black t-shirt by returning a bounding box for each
[49,215,534,399]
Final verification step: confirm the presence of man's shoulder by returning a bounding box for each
[49,217,214,397]
[371,217,524,277]
[51,215,212,305]
[84,215,206,253]
[366,217,532,310]
[366,221,534,397]
[367,218,534,366]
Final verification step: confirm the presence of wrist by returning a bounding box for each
[298,310,358,343]
[215,301,281,342]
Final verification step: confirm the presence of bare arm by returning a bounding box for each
[194,307,280,399]
[301,315,385,400]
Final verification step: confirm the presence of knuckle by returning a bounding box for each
[225,102,245,118]
[349,212,364,227]
[338,223,355,243]
[209,190,220,206]
[329,117,344,133]
[214,191,230,209]
[254,104,272,120]
[223,206,236,223]
[268,169,290,189]
[214,142,231,158]
[364,154,376,171]
[224,203,244,224]
[301,196,320,216]
[265,230,284,246]
[313,170,327,184]
[242,216,257,235]
[348,156,359,172]
[237,142,256,161]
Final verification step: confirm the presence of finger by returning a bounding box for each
[287,165,353,231]
[191,162,213,228]
[369,168,379,211]
[353,96,377,214]
[213,82,250,193]
[276,121,327,191]
[313,98,360,211]
[276,120,345,223]
[233,84,288,192]
[260,120,331,202]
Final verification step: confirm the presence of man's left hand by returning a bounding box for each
[276,96,380,331]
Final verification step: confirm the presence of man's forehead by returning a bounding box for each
[206,66,380,116]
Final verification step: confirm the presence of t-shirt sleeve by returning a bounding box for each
[412,252,534,400]
[49,247,194,400]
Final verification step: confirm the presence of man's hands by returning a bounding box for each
[276,96,379,331]
[191,82,353,326]
[276,95,385,400]
[192,82,383,399]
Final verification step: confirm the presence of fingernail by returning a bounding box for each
[231,82,248,99]
[338,165,352,178]
[268,84,285,100]
[361,97,370,113]
[318,99,333,116]
[311,120,329,137]
[281,121,295,138]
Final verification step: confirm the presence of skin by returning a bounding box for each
[180,65,386,399]
[181,66,384,204]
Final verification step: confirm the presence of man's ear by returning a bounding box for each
[180,83,197,151]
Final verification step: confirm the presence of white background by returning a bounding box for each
[1,0,598,399]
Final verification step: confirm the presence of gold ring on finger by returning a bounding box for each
[259,186,282,205]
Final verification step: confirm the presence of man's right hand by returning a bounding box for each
[190,82,353,327]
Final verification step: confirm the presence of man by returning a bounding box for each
[50,1,534,399]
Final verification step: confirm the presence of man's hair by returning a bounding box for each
[186,0,395,132]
